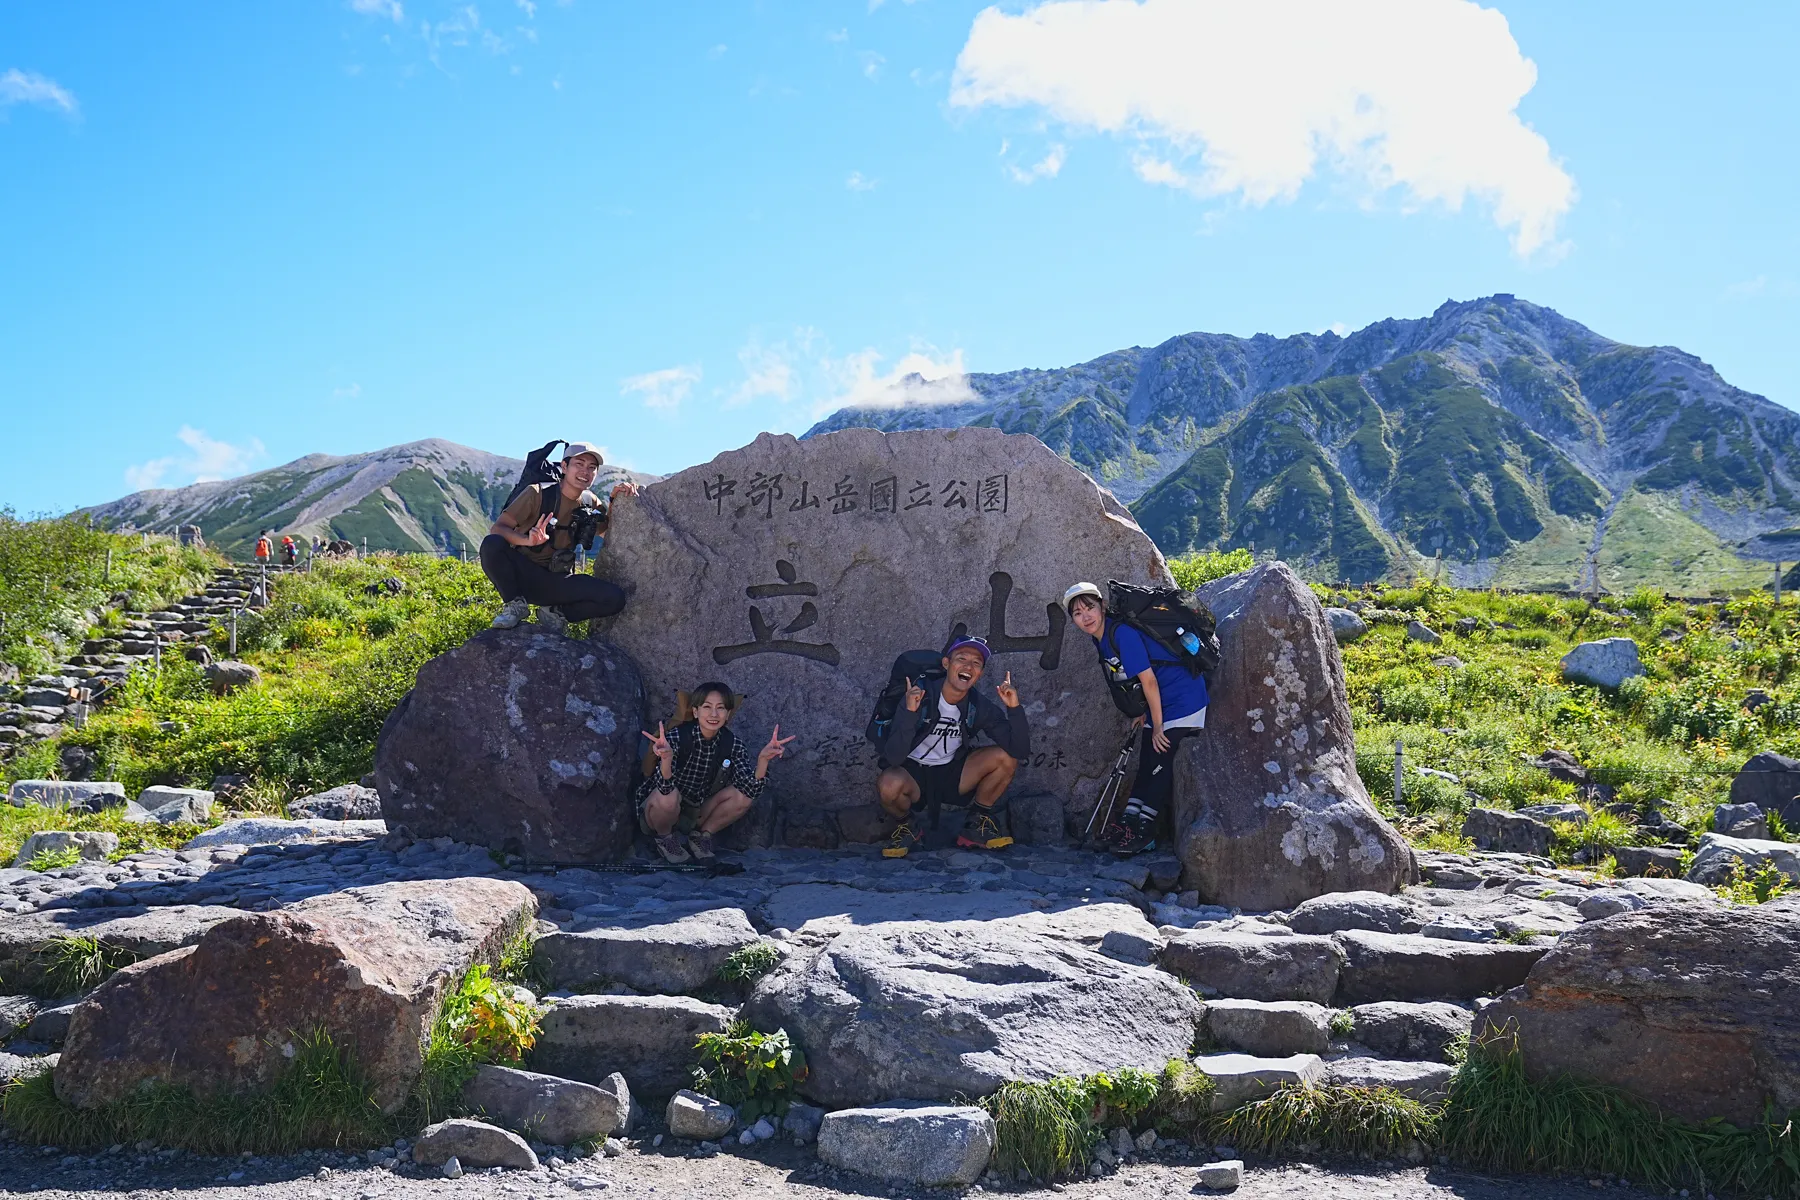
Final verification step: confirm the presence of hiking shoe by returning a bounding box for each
[957,808,1014,851]
[654,833,690,864]
[687,831,717,862]
[535,606,569,635]
[1111,825,1158,857]
[490,597,530,629]
[1095,819,1134,851]
[883,821,922,858]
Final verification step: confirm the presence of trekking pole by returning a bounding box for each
[1082,735,1138,844]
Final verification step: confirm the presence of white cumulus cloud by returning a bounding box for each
[621,365,702,412]
[817,347,978,416]
[1007,143,1066,184]
[846,170,878,192]
[125,427,266,491]
[0,69,78,115]
[950,0,1575,256]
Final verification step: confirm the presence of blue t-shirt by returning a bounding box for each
[1098,619,1210,723]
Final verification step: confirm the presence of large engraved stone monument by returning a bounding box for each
[594,427,1169,839]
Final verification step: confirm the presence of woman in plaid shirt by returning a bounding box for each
[638,682,794,864]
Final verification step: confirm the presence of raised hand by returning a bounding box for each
[523,512,553,546]
[641,721,673,771]
[904,679,926,712]
[996,671,1020,709]
[758,725,796,767]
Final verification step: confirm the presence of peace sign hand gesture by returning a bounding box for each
[641,722,674,774]
[757,725,796,770]
[522,512,553,547]
[996,671,1021,709]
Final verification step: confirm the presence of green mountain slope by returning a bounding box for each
[809,296,1800,590]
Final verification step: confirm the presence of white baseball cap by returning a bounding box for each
[1062,581,1104,612]
[562,441,605,465]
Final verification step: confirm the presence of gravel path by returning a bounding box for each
[0,1137,1657,1200]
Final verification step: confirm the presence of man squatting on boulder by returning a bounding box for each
[637,682,795,864]
[481,440,637,635]
[877,636,1030,858]
[1065,582,1209,856]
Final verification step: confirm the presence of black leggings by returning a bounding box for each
[479,535,625,623]
[1128,725,1197,821]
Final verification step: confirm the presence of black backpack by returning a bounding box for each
[502,439,568,512]
[1101,581,1221,716]
[865,649,953,756]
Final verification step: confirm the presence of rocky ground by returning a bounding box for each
[0,1134,1659,1200]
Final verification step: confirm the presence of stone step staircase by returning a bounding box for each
[0,564,279,758]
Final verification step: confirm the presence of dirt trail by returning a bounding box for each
[0,1137,1658,1200]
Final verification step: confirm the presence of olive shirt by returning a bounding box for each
[498,483,604,570]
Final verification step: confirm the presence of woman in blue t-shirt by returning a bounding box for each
[1063,581,1210,855]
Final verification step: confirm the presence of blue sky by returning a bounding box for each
[2,1,1796,513]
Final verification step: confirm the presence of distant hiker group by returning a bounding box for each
[478,439,1220,863]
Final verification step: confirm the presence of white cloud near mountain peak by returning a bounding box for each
[950,0,1575,256]
[125,427,267,491]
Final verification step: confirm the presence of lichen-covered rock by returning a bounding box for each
[1174,564,1415,909]
[593,427,1168,834]
[1559,638,1643,689]
[373,628,645,862]
[1479,903,1800,1126]
[55,879,536,1113]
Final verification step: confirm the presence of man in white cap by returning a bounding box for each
[481,441,637,634]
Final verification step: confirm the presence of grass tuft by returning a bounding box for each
[31,935,141,1000]
[1211,1083,1436,1158]
[0,1028,389,1153]
[981,1078,1094,1182]
[718,941,782,985]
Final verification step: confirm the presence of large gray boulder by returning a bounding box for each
[373,628,645,862]
[742,918,1203,1107]
[1728,752,1800,829]
[817,1104,996,1188]
[287,783,382,822]
[1284,890,1426,935]
[1559,638,1644,689]
[7,780,126,812]
[1173,564,1415,909]
[1479,903,1800,1126]
[593,427,1168,835]
[55,879,537,1113]
[1348,1001,1472,1061]
[1334,931,1548,1002]
[529,994,734,1096]
[1686,832,1800,887]
[1161,930,1344,1003]
[534,908,761,993]
[1462,808,1553,857]
[1712,802,1769,840]
[462,1065,625,1145]
[1323,608,1368,644]
[411,1118,538,1170]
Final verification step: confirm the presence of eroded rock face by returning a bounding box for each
[373,629,645,862]
[55,879,536,1113]
[592,427,1168,834]
[1175,564,1415,908]
[742,917,1203,1107]
[1480,904,1800,1126]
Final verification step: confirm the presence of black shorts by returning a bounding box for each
[905,757,970,820]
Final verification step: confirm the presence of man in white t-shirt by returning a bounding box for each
[874,637,1031,857]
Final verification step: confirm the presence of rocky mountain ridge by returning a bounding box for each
[808,296,1799,589]
[80,439,643,558]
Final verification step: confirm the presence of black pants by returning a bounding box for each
[479,535,625,623]
[1128,725,1197,822]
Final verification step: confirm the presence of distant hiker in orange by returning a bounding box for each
[253,532,272,565]
[280,535,297,566]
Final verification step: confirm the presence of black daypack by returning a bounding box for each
[1100,581,1221,716]
[865,649,954,759]
[502,439,568,511]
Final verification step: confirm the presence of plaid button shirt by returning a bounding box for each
[637,722,767,807]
